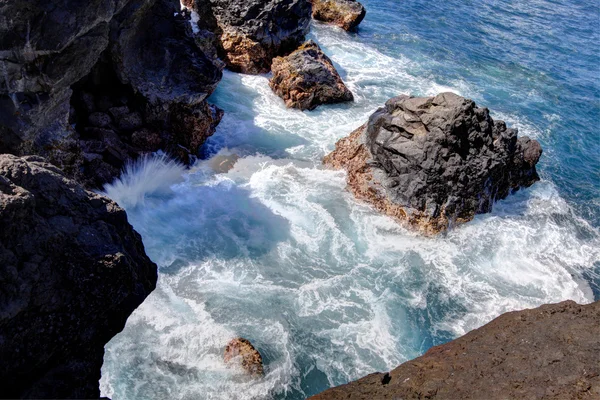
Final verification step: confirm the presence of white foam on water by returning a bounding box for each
[101,152,598,399]
[100,21,600,400]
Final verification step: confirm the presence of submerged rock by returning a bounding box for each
[190,0,312,73]
[0,154,157,398]
[270,40,354,110]
[324,93,542,234]
[224,337,264,376]
[208,153,240,173]
[311,300,600,399]
[310,0,366,31]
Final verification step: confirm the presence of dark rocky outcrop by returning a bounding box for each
[270,40,353,110]
[310,0,366,31]
[311,300,600,400]
[1,0,224,188]
[0,154,157,398]
[224,337,264,376]
[70,0,224,188]
[324,93,542,234]
[189,0,312,73]
[0,0,130,177]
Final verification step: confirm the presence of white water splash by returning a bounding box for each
[102,154,185,209]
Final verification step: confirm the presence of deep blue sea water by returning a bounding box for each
[100,1,600,399]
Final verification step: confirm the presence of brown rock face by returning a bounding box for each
[311,300,600,400]
[311,0,366,31]
[324,93,542,234]
[270,40,353,110]
[224,337,265,376]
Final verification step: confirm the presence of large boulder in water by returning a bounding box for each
[224,337,264,376]
[189,0,312,74]
[270,40,354,110]
[310,300,600,399]
[0,154,157,398]
[310,0,366,31]
[324,93,542,234]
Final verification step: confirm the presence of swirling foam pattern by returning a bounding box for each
[101,1,600,398]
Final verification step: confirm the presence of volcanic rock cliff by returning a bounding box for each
[0,0,224,188]
[324,93,542,234]
[311,300,600,399]
[0,154,157,398]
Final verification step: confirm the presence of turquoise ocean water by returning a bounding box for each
[100,1,600,398]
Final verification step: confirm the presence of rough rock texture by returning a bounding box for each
[69,0,224,188]
[0,0,131,176]
[0,0,224,188]
[191,0,312,73]
[324,93,542,234]
[310,0,366,31]
[311,300,600,400]
[0,154,157,398]
[109,0,223,115]
[270,40,353,110]
[224,337,264,376]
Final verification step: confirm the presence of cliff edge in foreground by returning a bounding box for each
[311,300,600,400]
[324,93,542,234]
[0,155,157,398]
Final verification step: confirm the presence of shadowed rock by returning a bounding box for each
[224,337,264,376]
[0,0,132,176]
[310,300,600,400]
[324,93,542,234]
[0,154,157,398]
[270,40,353,110]
[0,0,225,188]
[310,0,366,31]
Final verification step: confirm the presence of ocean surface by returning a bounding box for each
[100,1,600,398]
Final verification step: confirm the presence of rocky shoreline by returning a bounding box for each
[0,0,365,190]
[0,0,367,396]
